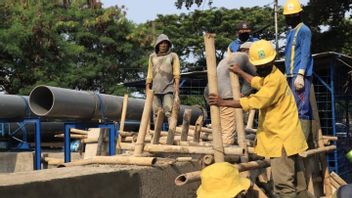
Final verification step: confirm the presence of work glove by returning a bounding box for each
[294,74,304,91]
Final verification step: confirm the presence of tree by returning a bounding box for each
[134,7,285,71]
[0,0,146,95]
[174,0,352,54]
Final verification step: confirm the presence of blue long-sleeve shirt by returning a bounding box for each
[227,37,259,53]
[284,23,313,77]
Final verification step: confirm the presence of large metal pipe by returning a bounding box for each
[0,95,33,119]
[29,86,206,123]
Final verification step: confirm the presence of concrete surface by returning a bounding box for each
[0,162,200,198]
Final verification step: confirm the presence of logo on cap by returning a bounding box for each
[258,50,266,59]
[287,3,294,10]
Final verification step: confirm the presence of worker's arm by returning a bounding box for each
[208,93,241,108]
[146,55,153,91]
[239,76,280,111]
[298,28,312,76]
[172,53,181,95]
[229,64,254,84]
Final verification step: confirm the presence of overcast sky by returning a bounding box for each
[100,0,309,23]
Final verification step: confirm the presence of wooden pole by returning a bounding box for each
[55,134,87,139]
[330,172,347,186]
[152,108,164,144]
[310,84,332,196]
[175,159,270,186]
[204,33,224,162]
[166,95,180,144]
[70,128,88,135]
[193,115,204,143]
[134,89,154,156]
[121,143,244,155]
[229,63,249,178]
[299,145,336,158]
[116,94,129,153]
[58,156,157,167]
[180,109,192,141]
[189,125,212,133]
[246,110,256,129]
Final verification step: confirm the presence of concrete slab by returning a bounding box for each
[0,162,200,198]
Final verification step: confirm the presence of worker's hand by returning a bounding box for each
[229,64,242,74]
[208,93,223,106]
[294,74,304,91]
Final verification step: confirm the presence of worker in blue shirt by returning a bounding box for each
[227,21,259,54]
[284,0,313,141]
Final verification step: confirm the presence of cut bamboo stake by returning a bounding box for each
[189,125,212,133]
[70,128,88,135]
[121,143,244,155]
[120,131,137,137]
[246,110,256,129]
[322,136,338,141]
[55,134,87,139]
[175,159,270,186]
[152,108,164,144]
[116,94,129,153]
[310,84,332,196]
[330,172,347,186]
[202,155,214,165]
[58,156,157,167]
[193,115,204,143]
[229,64,250,178]
[299,145,336,158]
[176,157,193,162]
[166,95,180,144]
[204,33,224,162]
[134,89,154,156]
[180,109,192,141]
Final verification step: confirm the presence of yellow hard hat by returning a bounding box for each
[197,162,250,198]
[249,40,277,66]
[283,0,303,15]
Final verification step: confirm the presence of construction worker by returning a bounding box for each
[146,34,180,124]
[209,40,310,197]
[283,0,313,141]
[227,21,259,54]
[217,42,256,145]
[197,162,250,198]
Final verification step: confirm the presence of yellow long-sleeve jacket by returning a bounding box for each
[239,66,308,157]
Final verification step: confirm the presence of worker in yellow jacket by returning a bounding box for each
[209,40,310,198]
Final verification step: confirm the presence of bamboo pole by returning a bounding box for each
[70,128,88,135]
[152,108,164,144]
[175,159,270,186]
[310,85,332,196]
[330,172,347,186]
[202,155,214,165]
[166,95,180,144]
[120,131,137,137]
[246,110,256,129]
[229,59,249,178]
[322,135,338,141]
[134,89,154,156]
[58,156,157,167]
[193,115,204,143]
[116,94,129,153]
[189,125,212,133]
[204,33,224,162]
[299,145,336,158]
[178,141,212,147]
[180,109,192,141]
[121,143,244,155]
[55,134,87,139]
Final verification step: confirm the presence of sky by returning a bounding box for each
[100,0,309,23]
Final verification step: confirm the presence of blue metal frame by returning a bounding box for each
[63,122,119,163]
[0,118,42,170]
[313,59,338,173]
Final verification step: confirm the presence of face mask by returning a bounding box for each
[256,65,273,78]
[238,33,249,42]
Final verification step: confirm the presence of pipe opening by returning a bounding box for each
[29,86,54,116]
[175,175,187,186]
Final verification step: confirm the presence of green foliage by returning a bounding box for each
[135,7,285,71]
[0,1,147,94]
